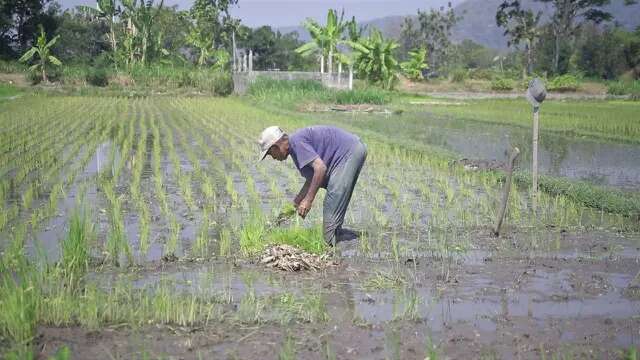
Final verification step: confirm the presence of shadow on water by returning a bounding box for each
[326,111,640,190]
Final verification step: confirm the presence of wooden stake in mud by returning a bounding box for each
[532,106,539,208]
[525,78,546,210]
[493,147,520,236]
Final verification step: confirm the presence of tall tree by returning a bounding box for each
[416,3,460,71]
[399,17,420,59]
[77,0,119,67]
[535,0,637,74]
[496,0,542,79]
[1,0,59,57]
[121,0,164,65]
[187,0,237,67]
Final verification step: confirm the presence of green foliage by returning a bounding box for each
[400,47,428,80]
[0,275,38,356]
[450,68,468,83]
[85,67,109,87]
[247,78,391,105]
[48,345,71,360]
[267,226,327,254]
[490,77,515,91]
[18,25,62,83]
[0,83,21,98]
[352,29,399,90]
[211,71,233,96]
[547,74,580,92]
[414,3,459,71]
[607,80,640,99]
[296,9,353,71]
[514,172,640,217]
[60,207,94,280]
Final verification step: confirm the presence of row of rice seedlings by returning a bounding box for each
[1,106,99,233]
[29,113,111,234]
[153,110,182,257]
[0,98,87,171]
[130,107,152,259]
[100,113,133,266]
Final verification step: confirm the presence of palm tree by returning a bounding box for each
[351,29,399,90]
[296,9,349,74]
[19,25,62,83]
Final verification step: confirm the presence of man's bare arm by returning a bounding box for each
[297,158,326,218]
[294,178,311,206]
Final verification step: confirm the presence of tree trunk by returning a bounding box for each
[553,30,560,74]
[320,54,324,73]
[110,20,118,70]
[328,48,333,74]
[526,39,533,76]
[41,63,47,83]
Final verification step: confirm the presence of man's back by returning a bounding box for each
[289,126,360,183]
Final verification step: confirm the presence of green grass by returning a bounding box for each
[420,98,640,143]
[513,172,640,218]
[0,83,21,99]
[247,78,392,106]
[608,80,640,98]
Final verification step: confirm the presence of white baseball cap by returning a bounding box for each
[258,126,285,161]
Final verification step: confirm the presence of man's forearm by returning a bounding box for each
[297,179,311,199]
[305,165,326,202]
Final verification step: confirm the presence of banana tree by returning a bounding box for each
[121,0,164,66]
[78,0,119,67]
[19,25,62,83]
[296,9,349,74]
[400,47,428,80]
[351,29,399,90]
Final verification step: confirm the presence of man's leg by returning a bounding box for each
[323,142,367,246]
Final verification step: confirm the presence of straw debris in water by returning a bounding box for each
[260,244,335,271]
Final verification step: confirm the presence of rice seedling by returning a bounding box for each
[60,204,94,281]
[277,334,297,360]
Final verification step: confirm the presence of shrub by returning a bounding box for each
[334,88,390,105]
[468,68,494,80]
[491,77,515,91]
[27,70,42,85]
[85,67,109,87]
[211,72,233,96]
[450,68,468,83]
[547,74,580,92]
[607,80,640,100]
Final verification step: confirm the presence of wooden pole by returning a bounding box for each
[494,147,520,236]
[532,106,539,209]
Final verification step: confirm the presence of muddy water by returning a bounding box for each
[75,237,640,359]
[327,111,640,190]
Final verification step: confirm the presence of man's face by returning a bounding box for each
[267,138,289,161]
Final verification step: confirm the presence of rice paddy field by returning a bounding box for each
[1,93,639,359]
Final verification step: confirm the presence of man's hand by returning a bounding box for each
[297,197,313,218]
[293,193,304,207]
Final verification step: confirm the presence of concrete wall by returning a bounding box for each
[233,71,350,95]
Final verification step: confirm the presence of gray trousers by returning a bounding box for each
[323,141,367,246]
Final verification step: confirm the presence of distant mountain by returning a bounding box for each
[277,0,640,50]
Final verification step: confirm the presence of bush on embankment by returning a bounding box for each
[513,172,640,218]
[247,78,391,106]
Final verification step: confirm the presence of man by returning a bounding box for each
[258,125,367,246]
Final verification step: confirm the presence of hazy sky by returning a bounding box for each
[60,0,465,27]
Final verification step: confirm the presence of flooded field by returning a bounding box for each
[1,96,639,359]
[324,109,640,190]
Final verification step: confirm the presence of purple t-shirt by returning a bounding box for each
[289,126,360,187]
